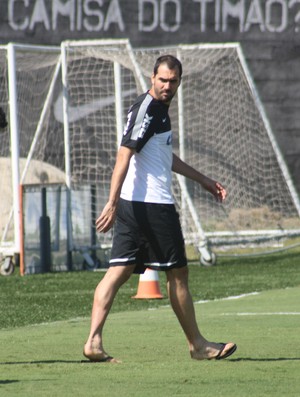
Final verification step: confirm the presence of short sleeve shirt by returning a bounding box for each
[120,92,174,204]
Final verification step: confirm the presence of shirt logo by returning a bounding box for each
[123,111,132,135]
[139,113,153,138]
[162,117,167,123]
[166,134,172,145]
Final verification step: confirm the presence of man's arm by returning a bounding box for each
[172,153,226,202]
[96,146,135,233]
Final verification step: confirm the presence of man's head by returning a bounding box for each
[149,55,182,104]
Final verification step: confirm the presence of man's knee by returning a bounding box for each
[105,264,135,285]
[166,265,189,282]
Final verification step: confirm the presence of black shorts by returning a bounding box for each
[109,198,187,274]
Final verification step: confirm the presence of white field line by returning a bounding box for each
[221,312,300,316]
[194,292,260,304]
[194,292,300,316]
[152,292,261,311]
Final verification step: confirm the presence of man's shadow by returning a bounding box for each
[1,357,300,365]
[230,357,300,362]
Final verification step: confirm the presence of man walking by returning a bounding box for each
[83,55,237,362]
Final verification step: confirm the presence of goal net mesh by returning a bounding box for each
[0,45,64,268]
[2,41,300,273]
[62,41,300,255]
[62,41,145,250]
[16,50,65,180]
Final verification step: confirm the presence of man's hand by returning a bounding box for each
[95,201,117,233]
[204,179,227,202]
[95,146,134,233]
[214,181,227,202]
[202,177,227,203]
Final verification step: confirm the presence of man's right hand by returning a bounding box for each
[95,201,117,233]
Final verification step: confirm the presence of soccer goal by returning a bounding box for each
[2,40,300,275]
[132,44,300,261]
[60,40,300,264]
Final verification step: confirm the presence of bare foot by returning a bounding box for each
[83,344,121,363]
[190,342,237,360]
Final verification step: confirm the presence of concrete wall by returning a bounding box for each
[1,0,299,192]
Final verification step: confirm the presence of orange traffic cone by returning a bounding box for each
[132,268,164,299]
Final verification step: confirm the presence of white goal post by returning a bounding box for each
[1,39,300,274]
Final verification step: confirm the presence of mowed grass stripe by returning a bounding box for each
[1,249,300,330]
[0,287,299,397]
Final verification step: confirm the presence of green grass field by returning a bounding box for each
[0,250,299,396]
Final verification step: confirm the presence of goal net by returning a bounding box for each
[2,40,300,274]
[60,40,146,257]
[0,44,66,273]
[61,40,300,262]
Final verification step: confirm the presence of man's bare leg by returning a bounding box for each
[83,264,135,362]
[166,266,236,360]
